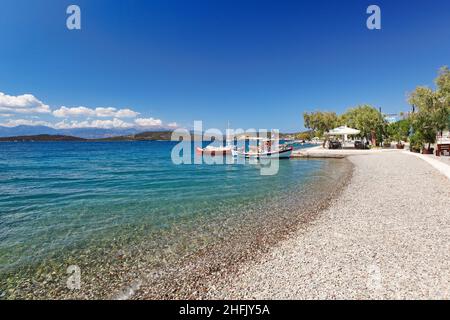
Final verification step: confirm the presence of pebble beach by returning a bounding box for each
[2,149,449,300]
[205,152,450,299]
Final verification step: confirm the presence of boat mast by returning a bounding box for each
[226,120,231,146]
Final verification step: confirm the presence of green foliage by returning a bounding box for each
[300,66,449,149]
[387,119,410,144]
[409,87,436,113]
[411,112,437,150]
[408,66,450,150]
[303,111,340,138]
[303,106,386,144]
[436,66,450,132]
[409,87,447,134]
[295,131,313,141]
[409,132,423,153]
[436,66,450,111]
[340,105,386,142]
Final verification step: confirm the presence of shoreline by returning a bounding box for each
[1,156,353,300]
[205,152,450,299]
[4,151,448,299]
[130,159,354,299]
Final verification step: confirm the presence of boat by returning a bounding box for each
[232,137,293,159]
[233,146,293,159]
[196,121,235,156]
[195,145,233,155]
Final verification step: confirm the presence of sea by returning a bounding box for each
[0,141,351,298]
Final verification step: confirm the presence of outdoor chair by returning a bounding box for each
[436,144,450,156]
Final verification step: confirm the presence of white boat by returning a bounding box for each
[196,145,233,155]
[233,146,293,159]
[196,121,236,156]
[232,137,293,159]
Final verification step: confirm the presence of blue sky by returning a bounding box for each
[0,0,449,132]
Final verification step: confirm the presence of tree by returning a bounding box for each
[303,111,340,138]
[408,66,450,151]
[436,66,450,104]
[409,132,424,153]
[435,66,450,132]
[387,119,410,145]
[409,112,437,151]
[340,105,386,144]
[295,131,313,141]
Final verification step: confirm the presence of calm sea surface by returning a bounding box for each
[0,141,351,298]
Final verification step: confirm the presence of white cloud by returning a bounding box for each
[0,90,176,131]
[0,119,52,127]
[53,106,140,118]
[1,117,174,130]
[94,107,117,117]
[53,120,89,129]
[90,118,135,129]
[115,108,140,118]
[54,118,135,129]
[53,106,95,118]
[0,92,51,114]
[134,117,163,127]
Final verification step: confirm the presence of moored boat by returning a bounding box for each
[196,145,233,155]
[232,136,293,159]
[233,146,293,159]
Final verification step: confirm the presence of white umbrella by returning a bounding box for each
[325,126,360,136]
[325,126,361,148]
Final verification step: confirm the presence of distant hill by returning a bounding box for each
[0,125,59,137]
[0,125,146,139]
[0,125,311,140]
[280,130,314,140]
[0,130,312,142]
[0,132,174,142]
[100,131,174,141]
[0,134,86,142]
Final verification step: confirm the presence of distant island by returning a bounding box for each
[0,131,307,142]
[0,134,87,142]
[0,131,174,142]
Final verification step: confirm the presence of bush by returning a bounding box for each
[387,119,410,145]
[409,132,423,153]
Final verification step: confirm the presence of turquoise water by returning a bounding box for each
[0,141,350,298]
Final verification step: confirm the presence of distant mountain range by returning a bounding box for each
[0,125,149,139]
[0,131,236,142]
[0,125,307,142]
[0,134,87,142]
[100,131,175,141]
[0,131,175,142]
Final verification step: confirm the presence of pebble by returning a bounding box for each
[207,152,450,299]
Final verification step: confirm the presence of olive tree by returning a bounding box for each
[303,111,340,138]
[408,66,450,151]
[435,66,450,132]
[387,119,410,145]
[340,105,386,144]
